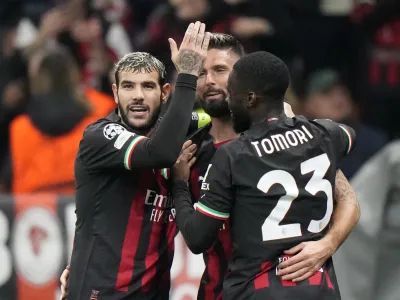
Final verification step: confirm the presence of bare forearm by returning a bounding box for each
[322,170,360,251]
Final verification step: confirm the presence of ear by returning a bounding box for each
[112,83,119,105]
[246,92,257,108]
[161,83,172,104]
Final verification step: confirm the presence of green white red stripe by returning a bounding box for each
[124,135,147,169]
[195,202,229,220]
[161,168,169,179]
[339,125,353,154]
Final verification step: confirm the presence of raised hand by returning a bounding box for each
[168,21,211,77]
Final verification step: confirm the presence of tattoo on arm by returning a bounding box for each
[334,170,360,211]
[176,49,205,75]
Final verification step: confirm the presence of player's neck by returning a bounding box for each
[251,108,284,125]
[209,117,239,144]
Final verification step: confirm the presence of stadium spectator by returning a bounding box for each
[140,0,233,65]
[2,45,114,194]
[302,69,389,178]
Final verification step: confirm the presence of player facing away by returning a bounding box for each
[67,22,210,300]
[184,34,359,300]
[172,51,356,300]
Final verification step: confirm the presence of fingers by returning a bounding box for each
[278,259,309,277]
[168,38,179,58]
[181,140,193,152]
[281,265,311,281]
[182,147,196,162]
[202,32,211,51]
[60,270,67,287]
[195,23,206,49]
[188,156,197,168]
[292,271,317,282]
[176,144,197,165]
[181,23,194,48]
[278,251,307,271]
[185,144,197,155]
[189,21,201,47]
[283,242,305,256]
[60,285,66,300]
[59,266,69,299]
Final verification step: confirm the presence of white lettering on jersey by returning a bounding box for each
[144,189,173,208]
[251,125,314,157]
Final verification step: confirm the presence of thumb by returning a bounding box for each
[168,38,178,58]
[284,243,305,255]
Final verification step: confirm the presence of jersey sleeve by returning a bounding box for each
[195,146,234,220]
[81,73,198,170]
[79,121,148,170]
[313,119,356,159]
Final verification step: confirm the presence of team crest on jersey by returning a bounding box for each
[103,123,125,140]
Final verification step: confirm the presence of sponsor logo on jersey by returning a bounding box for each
[145,189,175,223]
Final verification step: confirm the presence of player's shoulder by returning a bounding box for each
[83,118,127,139]
[308,118,350,137]
[308,118,336,130]
[218,135,245,159]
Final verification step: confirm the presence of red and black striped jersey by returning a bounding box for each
[187,124,234,300]
[68,110,178,300]
[68,72,198,300]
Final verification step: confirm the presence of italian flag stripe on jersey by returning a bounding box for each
[124,136,147,170]
[339,125,353,154]
[195,202,229,220]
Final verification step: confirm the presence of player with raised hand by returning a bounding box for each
[172,51,357,300]
[64,22,209,300]
[61,33,359,300]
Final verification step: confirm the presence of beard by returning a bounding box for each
[199,88,231,118]
[231,106,251,133]
[118,98,162,135]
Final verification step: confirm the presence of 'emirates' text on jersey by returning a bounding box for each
[68,111,176,300]
[196,116,356,300]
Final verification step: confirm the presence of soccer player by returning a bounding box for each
[61,34,359,300]
[186,35,359,300]
[172,51,357,300]
[66,22,210,300]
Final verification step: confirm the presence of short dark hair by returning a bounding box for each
[114,52,166,87]
[232,51,289,104]
[209,33,245,58]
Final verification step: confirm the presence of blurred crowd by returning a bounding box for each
[0,0,399,194]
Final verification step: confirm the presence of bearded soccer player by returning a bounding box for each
[61,34,359,299]
[172,51,358,300]
[185,35,359,300]
[66,22,210,300]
